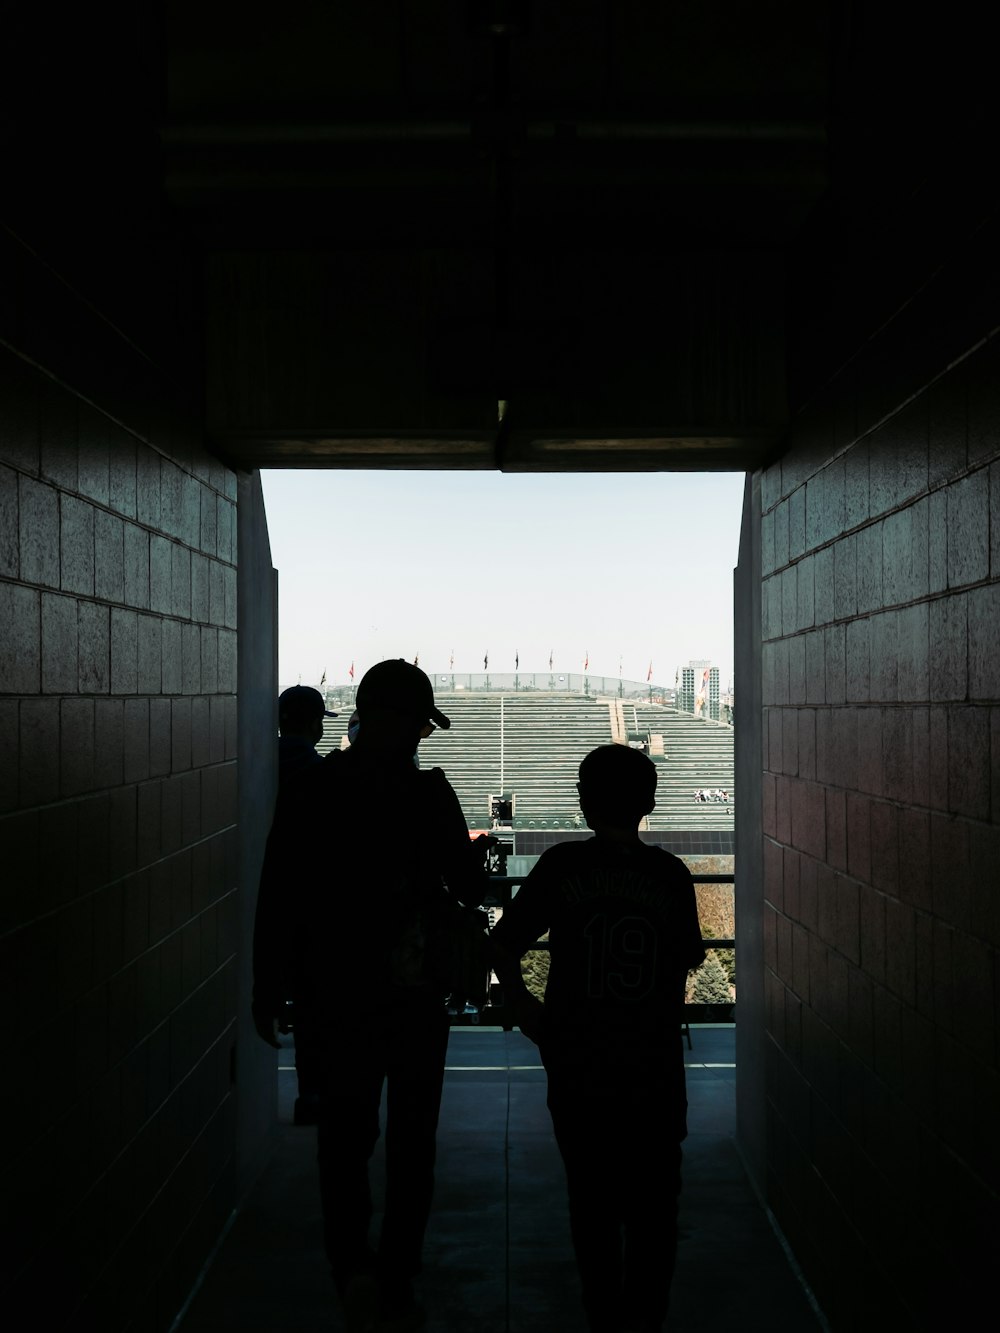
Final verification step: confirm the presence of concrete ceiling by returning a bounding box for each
[158,2,834,472]
[4,5,990,475]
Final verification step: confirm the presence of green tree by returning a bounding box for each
[693,878,736,993]
[521,943,550,1003]
[689,949,732,1004]
[716,947,736,988]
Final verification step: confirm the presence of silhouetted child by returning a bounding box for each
[492,744,705,1333]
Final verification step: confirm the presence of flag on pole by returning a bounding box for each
[449,648,454,669]
[549,649,553,670]
[349,661,355,681]
[484,651,489,670]
[515,651,519,670]
[319,669,326,689]
[647,661,653,682]
[584,650,589,670]
[413,654,419,667]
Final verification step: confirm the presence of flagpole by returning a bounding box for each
[500,695,505,791]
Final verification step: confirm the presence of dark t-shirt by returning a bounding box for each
[493,837,705,1091]
[253,746,483,1019]
[277,734,322,786]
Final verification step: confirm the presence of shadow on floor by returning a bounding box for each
[176,1026,822,1332]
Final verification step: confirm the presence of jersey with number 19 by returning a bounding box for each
[493,837,706,1110]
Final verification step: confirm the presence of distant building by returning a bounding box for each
[678,660,720,720]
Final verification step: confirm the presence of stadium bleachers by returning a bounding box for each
[313,691,734,836]
[415,692,613,831]
[625,702,734,831]
[316,710,352,756]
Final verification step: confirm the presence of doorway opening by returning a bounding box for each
[260,467,742,1032]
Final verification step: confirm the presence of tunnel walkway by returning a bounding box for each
[175,1027,822,1332]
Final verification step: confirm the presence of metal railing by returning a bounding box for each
[462,872,735,1028]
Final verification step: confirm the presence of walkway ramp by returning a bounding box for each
[175,1027,820,1332]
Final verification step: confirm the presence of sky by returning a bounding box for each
[260,470,747,694]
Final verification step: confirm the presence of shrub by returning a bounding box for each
[520,944,550,1002]
[688,949,732,1004]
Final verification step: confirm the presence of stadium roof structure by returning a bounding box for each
[326,672,679,698]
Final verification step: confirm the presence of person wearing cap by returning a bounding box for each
[344,707,432,769]
[277,684,337,785]
[253,660,488,1332]
[271,685,338,1126]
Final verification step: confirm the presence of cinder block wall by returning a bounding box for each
[754,254,999,1322]
[0,11,280,1323]
[0,286,254,1326]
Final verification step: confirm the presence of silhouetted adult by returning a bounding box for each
[277,684,337,784]
[493,745,705,1333]
[274,685,337,1124]
[253,660,487,1332]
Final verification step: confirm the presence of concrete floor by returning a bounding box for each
[176,1026,823,1332]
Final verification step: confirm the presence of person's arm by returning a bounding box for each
[429,768,493,907]
[252,792,300,1048]
[490,933,546,1043]
[489,860,555,1044]
[676,859,707,973]
[252,859,284,1046]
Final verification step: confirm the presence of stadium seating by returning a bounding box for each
[415,692,613,829]
[316,711,352,756]
[625,702,734,831]
[313,691,733,834]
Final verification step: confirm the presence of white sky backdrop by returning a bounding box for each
[260,470,747,694]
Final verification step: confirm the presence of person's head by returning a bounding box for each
[577,744,657,834]
[354,660,450,758]
[278,685,336,746]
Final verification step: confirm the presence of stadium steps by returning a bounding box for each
[627,703,734,831]
[609,698,626,744]
[311,694,733,833]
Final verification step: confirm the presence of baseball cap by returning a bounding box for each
[355,660,451,729]
[278,685,337,723]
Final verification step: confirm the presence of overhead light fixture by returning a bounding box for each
[468,1,530,37]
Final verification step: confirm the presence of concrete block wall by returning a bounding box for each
[756,272,1000,1322]
[0,342,244,1330]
